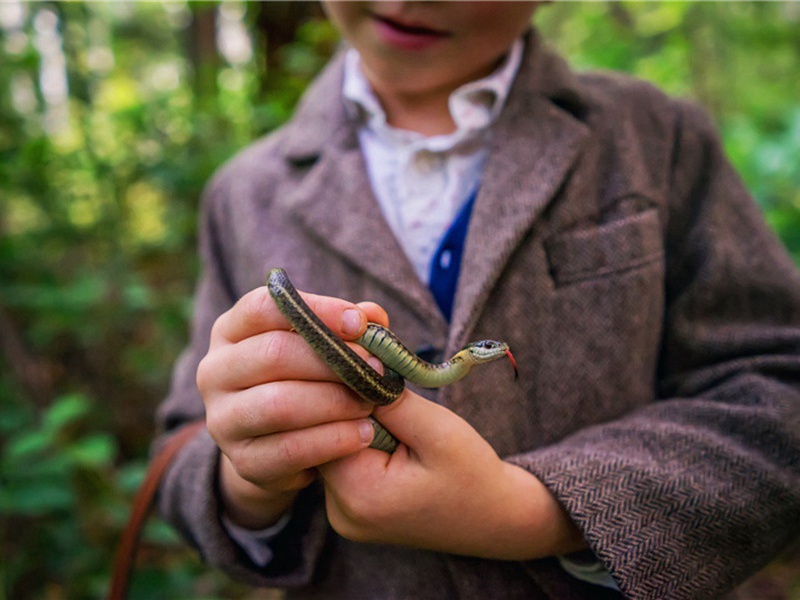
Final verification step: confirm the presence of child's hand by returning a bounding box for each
[317,390,587,560]
[197,286,388,529]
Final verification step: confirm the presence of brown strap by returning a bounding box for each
[108,421,205,600]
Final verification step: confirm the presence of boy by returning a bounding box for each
[157,2,800,598]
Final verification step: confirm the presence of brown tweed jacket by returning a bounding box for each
[156,30,800,600]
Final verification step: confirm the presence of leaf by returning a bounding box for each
[3,430,54,462]
[67,433,117,467]
[0,480,75,515]
[43,394,92,432]
[116,460,148,493]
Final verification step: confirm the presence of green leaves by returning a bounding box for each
[1,394,116,517]
[536,2,800,262]
[0,2,327,597]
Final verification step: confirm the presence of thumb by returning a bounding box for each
[371,390,470,457]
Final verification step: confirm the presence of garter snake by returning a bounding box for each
[267,267,517,453]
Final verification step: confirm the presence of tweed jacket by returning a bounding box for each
[156,30,800,600]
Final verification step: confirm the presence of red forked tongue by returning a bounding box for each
[505,349,519,381]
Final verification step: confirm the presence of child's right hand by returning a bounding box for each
[196,285,388,529]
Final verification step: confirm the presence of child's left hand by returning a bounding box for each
[316,389,586,560]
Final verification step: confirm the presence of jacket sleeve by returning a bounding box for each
[153,174,330,588]
[507,102,800,600]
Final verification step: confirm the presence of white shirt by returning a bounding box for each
[342,39,523,282]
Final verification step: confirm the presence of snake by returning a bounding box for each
[266,268,517,453]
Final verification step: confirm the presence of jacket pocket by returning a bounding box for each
[545,208,664,286]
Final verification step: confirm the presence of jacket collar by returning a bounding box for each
[276,29,590,342]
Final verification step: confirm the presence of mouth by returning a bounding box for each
[370,13,450,50]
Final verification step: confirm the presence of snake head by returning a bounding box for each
[465,340,518,380]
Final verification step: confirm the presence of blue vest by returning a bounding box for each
[428,189,478,322]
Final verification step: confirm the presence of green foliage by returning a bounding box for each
[0,391,240,599]
[0,2,330,597]
[2,393,119,598]
[0,2,798,598]
[536,2,800,262]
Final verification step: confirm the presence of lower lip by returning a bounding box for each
[372,17,447,51]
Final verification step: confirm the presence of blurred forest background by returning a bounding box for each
[1,2,798,599]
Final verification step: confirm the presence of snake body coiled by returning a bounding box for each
[267,268,516,453]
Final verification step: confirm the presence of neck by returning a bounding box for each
[421,353,473,387]
[371,83,456,136]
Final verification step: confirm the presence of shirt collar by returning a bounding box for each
[343,38,523,146]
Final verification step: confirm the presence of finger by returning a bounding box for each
[356,301,390,329]
[212,285,371,345]
[199,329,380,392]
[207,380,374,441]
[372,390,471,457]
[202,329,336,392]
[230,419,376,484]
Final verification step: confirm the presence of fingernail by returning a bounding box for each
[341,308,363,337]
[359,419,375,445]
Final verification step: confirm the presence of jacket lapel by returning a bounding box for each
[448,32,591,351]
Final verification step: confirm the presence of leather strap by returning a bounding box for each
[108,421,205,600]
